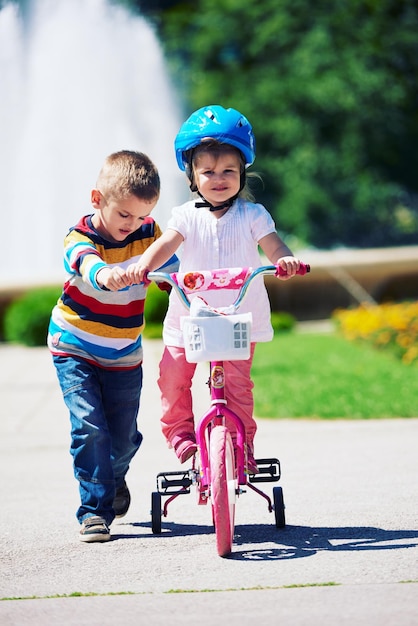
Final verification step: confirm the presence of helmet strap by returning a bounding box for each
[195,191,236,212]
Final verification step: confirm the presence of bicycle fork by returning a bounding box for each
[195,361,247,491]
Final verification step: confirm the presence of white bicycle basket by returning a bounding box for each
[181,312,252,363]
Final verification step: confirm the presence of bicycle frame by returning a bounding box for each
[148,263,310,554]
[196,359,247,490]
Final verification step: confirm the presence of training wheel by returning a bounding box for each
[273,486,285,528]
[151,491,162,534]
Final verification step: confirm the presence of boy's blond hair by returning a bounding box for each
[96,150,160,201]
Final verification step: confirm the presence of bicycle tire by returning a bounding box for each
[210,425,236,557]
[273,486,286,528]
[151,491,162,534]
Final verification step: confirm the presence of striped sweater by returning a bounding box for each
[48,214,178,369]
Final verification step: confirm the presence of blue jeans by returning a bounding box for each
[53,355,143,525]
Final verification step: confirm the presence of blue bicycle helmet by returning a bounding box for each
[174,105,256,172]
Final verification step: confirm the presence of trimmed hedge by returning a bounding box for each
[143,282,169,338]
[4,286,61,346]
[2,282,293,346]
[2,283,169,346]
[271,311,296,333]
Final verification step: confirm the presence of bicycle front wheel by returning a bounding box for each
[210,425,236,557]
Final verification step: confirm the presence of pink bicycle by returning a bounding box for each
[148,263,310,556]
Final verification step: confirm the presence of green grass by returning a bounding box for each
[0,582,343,601]
[252,332,418,418]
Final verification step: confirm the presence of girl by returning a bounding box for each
[127,105,301,472]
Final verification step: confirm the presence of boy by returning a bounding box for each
[48,150,178,542]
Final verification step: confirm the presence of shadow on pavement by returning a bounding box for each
[111,520,418,563]
[232,524,418,561]
[111,520,214,541]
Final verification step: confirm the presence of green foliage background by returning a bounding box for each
[136,0,418,250]
[5,0,418,249]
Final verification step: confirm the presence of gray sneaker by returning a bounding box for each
[113,480,131,518]
[79,516,110,543]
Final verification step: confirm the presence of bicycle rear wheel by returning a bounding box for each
[210,425,236,557]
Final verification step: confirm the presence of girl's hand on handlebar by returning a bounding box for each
[276,256,301,280]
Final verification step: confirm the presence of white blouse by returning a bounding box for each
[163,198,277,346]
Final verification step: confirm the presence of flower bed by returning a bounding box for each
[333,301,418,365]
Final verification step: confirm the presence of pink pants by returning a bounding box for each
[158,344,257,450]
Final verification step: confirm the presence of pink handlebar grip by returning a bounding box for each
[275,262,310,277]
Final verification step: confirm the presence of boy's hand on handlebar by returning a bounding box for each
[125,263,149,286]
[97,266,131,291]
[276,256,301,280]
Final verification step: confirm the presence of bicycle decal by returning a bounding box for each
[211,365,225,388]
[174,267,252,293]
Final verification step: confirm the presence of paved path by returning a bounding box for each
[0,342,417,625]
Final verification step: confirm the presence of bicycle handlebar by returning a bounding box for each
[147,262,310,311]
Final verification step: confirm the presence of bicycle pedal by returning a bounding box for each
[248,458,281,483]
[156,470,193,495]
